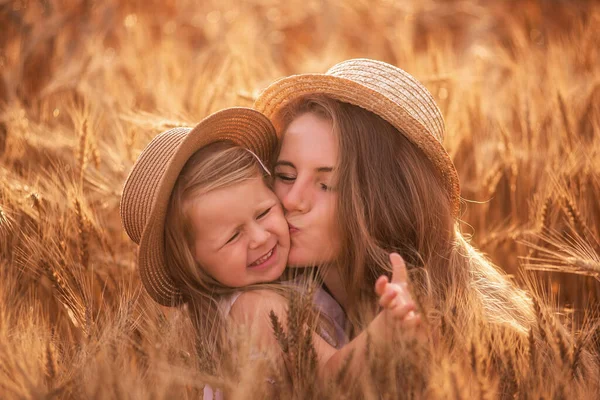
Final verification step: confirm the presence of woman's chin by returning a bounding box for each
[287,247,326,268]
[286,248,306,267]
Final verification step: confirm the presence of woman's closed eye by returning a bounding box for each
[275,173,296,182]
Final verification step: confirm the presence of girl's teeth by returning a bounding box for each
[251,249,273,266]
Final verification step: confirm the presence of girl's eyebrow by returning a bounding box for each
[256,198,276,209]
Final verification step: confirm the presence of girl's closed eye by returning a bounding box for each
[226,230,240,245]
[257,207,272,219]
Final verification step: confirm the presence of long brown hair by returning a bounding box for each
[275,95,535,336]
[163,141,271,369]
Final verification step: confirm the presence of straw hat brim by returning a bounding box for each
[123,108,277,306]
[254,73,460,218]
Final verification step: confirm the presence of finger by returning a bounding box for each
[394,283,414,307]
[389,301,416,320]
[389,253,408,284]
[379,287,399,308]
[402,312,422,329]
[375,275,389,297]
[388,282,412,305]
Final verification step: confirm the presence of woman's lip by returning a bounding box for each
[288,223,300,233]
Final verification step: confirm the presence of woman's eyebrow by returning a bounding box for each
[275,160,334,173]
[274,160,295,168]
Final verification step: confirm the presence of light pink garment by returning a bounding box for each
[306,283,348,349]
[203,385,223,400]
[203,283,348,399]
[219,283,348,348]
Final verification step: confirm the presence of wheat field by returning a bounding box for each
[1,0,599,398]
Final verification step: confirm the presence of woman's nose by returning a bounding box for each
[282,182,309,213]
[248,223,270,249]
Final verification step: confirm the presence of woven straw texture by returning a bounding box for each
[120,107,277,306]
[254,58,460,217]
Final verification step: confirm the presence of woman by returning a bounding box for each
[254,58,535,345]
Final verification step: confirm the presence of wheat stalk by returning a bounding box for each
[39,259,86,333]
[556,91,574,148]
[73,199,89,270]
[0,206,13,236]
[76,119,88,187]
[538,196,553,234]
[90,141,101,170]
[45,341,57,389]
[269,310,288,353]
[577,83,599,142]
[560,196,596,248]
[484,163,504,199]
[502,347,518,398]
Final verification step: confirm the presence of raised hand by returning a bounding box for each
[374,253,420,324]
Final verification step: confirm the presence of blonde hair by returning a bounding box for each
[275,95,535,338]
[164,141,271,369]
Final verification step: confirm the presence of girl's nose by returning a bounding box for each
[248,223,270,249]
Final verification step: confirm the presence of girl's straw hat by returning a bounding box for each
[254,58,460,217]
[120,108,277,306]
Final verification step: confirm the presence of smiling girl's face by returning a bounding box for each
[186,177,290,287]
[273,112,342,267]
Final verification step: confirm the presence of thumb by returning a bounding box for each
[389,253,408,284]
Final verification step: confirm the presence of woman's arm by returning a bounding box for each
[317,253,421,380]
[229,254,420,384]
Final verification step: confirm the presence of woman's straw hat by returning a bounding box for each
[254,58,460,217]
[120,108,277,306]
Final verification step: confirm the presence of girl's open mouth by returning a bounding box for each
[248,246,277,270]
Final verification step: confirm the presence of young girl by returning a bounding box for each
[120,107,419,394]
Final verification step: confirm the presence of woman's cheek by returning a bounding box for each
[325,195,341,248]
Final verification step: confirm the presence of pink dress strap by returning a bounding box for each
[282,279,349,349]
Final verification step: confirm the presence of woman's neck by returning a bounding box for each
[320,265,349,312]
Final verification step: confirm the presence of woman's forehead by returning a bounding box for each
[279,113,338,167]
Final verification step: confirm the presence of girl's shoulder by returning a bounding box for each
[228,288,288,323]
[219,291,243,317]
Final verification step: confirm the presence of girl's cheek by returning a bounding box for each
[276,191,289,206]
[269,215,287,236]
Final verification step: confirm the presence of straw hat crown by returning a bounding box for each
[326,59,445,143]
[254,58,460,217]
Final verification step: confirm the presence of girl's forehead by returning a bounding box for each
[186,179,275,228]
